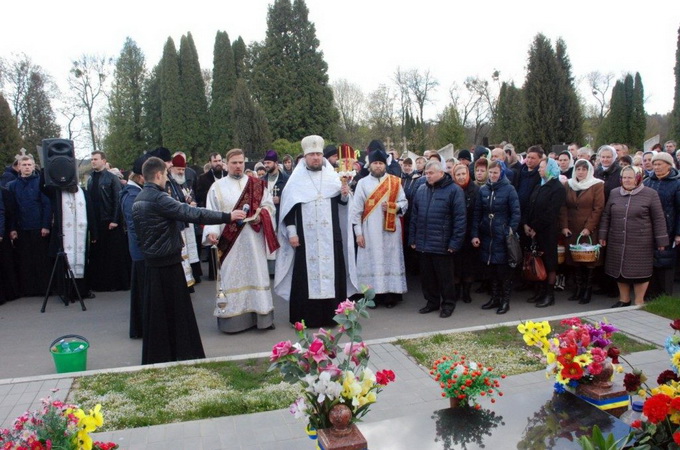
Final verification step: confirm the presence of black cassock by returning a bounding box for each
[284,195,348,328]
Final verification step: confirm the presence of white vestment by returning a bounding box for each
[350,174,408,294]
[202,176,275,328]
[61,188,88,279]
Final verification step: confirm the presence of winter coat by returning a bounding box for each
[6,174,52,231]
[594,164,621,202]
[599,186,668,279]
[460,182,480,250]
[524,178,566,272]
[408,173,466,255]
[559,183,605,265]
[132,183,229,267]
[121,182,144,261]
[643,168,680,267]
[0,166,18,188]
[514,164,541,219]
[471,176,521,265]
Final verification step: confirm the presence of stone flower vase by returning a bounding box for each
[317,404,368,450]
[449,397,461,408]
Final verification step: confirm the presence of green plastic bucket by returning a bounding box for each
[50,335,89,373]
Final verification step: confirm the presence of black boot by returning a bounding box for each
[568,268,584,301]
[481,280,501,310]
[536,284,555,308]
[461,282,472,303]
[527,283,543,303]
[475,280,489,294]
[496,279,512,314]
[579,269,594,304]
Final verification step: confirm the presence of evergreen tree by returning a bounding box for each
[143,64,162,148]
[631,72,646,150]
[671,26,680,141]
[251,0,337,141]
[21,71,60,152]
[598,80,626,145]
[555,38,583,144]
[0,93,23,165]
[104,37,147,168]
[491,82,526,148]
[210,31,237,152]
[232,36,247,79]
[179,32,210,163]
[160,38,184,152]
[523,33,561,147]
[434,104,465,150]
[231,79,272,159]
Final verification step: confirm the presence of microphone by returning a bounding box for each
[237,204,250,226]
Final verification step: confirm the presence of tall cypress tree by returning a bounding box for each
[523,33,560,147]
[231,79,272,159]
[232,36,247,79]
[631,72,646,150]
[555,38,583,145]
[252,0,337,141]
[143,64,162,148]
[160,38,184,152]
[104,37,147,168]
[491,81,526,148]
[22,71,60,152]
[0,93,23,165]
[210,31,237,152]
[598,80,626,145]
[672,26,680,141]
[179,32,210,163]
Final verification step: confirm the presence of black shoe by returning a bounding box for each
[578,287,592,304]
[385,302,396,309]
[610,301,631,308]
[496,301,509,314]
[419,305,438,314]
[440,309,453,318]
[527,290,542,303]
[536,286,555,308]
[568,287,583,301]
[481,298,500,310]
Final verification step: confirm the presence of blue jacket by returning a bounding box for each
[514,164,541,217]
[121,181,144,261]
[472,176,521,265]
[643,168,680,239]
[7,173,52,231]
[408,173,467,254]
[0,166,17,188]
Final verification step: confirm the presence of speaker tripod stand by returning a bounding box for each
[41,248,87,313]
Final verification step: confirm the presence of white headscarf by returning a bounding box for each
[568,159,604,192]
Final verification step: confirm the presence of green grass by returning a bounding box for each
[643,294,680,320]
[397,320,657,376]
[67,358,299,431]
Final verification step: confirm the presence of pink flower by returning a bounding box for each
[319,364,342,378]
[344,342,368,365]
[270,341,297,362]
[590,347,606,363]
[588,361,603,376]
[305,338,329,363]
[294,321,306,332]
[561,318,582,327]
[335,299,355,315]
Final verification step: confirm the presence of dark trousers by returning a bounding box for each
[650,266,674,298]
[419,252,457,311]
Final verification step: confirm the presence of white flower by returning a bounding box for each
[362,367,376,383]
[289,397,309,423]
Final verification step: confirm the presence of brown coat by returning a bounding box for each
[598,186,669,279]
[559,183,605,265]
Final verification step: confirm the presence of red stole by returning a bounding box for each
[217,176,280,264]
[361,175,401,232]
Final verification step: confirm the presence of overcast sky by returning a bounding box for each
[2,0,678,128]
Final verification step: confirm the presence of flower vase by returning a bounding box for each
[591,360,614,389]
[449,397,461,408]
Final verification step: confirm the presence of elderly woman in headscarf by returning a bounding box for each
[643,152,680,298]
[599,166,668,307]
[559,159,605,304]
[594,145,621,202]
[451,163,480,303]
[523,157,566,308]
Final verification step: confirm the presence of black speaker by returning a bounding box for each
[41,139,77,188]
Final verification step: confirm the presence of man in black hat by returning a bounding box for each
[261,150,289,276]
[324,145,339,168]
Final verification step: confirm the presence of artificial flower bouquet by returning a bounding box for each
[269,288,396,430]
[518,318,618,390]
[0,397,118,450]
[430,352,505,408]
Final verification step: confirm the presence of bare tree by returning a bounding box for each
[584,71,614,125]
[393,67,412,136]
[68,54,112,152]
[366,84,397,140]
[407,68,439,126]
[332,79,365,134]
[1,53,47,128]
[449,72,502,145]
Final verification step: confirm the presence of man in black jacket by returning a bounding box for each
[132,157,246,365]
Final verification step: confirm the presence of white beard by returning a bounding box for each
[171,172,186,185]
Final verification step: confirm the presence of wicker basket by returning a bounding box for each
[569,233,600,263]
[557,245,565,264]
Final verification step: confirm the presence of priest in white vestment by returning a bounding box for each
[203,149,277,333]
[274,135,358,328]
[350,149,408,308]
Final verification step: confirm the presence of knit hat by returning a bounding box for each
[132,153,152,175]
[263,150,278,162]
[323,145,338,159]
[457,150,472,162]
[367,140,385,153]
[368,149,388,164]
[652,151,674,167]
[171,153,186,168]
[301,135,324,155]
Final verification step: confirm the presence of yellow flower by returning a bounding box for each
[574,354,592,366]
[75,429,93,450]
[546,352,556,364]
[672,351,680,370]
[341,371,362,399]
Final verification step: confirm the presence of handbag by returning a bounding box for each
[653,246,677,269]
[506,229,522,268]
[522,243,547,281]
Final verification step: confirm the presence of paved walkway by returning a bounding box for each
[0,307,675,449]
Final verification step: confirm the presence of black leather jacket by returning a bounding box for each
[132,183,230,267]
[87,169,122,224]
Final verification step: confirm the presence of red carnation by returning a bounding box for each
[376,369,396,386]
[630,420,642,429]
[657,369,680,385]
[623,372,641,393]
[606,346,620,364]
[670,319,680,331]
[674,431,680,445]
[642,394,672,424]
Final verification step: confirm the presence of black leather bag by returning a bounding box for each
[506,230,522,268]
[653,246,677,268]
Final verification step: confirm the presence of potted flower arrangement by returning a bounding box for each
[0,396,117,450]
[269,288,396,432]
[430,352,505,408]
[517,318,619,391]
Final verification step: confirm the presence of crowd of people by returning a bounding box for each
[0,138,678,365]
